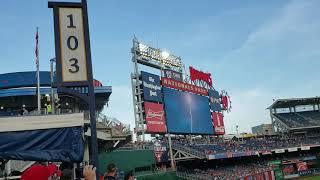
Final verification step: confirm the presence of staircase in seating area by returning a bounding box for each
[172,143,206,159]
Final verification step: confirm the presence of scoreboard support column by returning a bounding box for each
[168,133,175,170]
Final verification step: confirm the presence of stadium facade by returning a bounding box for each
[252,124,273,135]
[0,71,110,114]
[0,71,131,178]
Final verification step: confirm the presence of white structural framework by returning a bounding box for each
[130,37,183,141]
[130,37,182,169]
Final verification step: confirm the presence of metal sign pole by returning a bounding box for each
[81,0,99,173]
[50,58,56,114]
[167,133,175,170]
[48,0,99,176]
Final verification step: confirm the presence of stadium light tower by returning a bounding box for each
[161,51,170,59]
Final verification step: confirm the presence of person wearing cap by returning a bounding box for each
[20,164,50,180]
[104,163,117,180]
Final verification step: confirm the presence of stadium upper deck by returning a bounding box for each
[268,97,320,132]
[0,71,111,115]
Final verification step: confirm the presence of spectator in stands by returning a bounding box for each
[124,171,135,180]
[104,163,117,180]
[22,107,28,115]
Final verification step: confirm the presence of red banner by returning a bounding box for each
[189,66,212,86]
[212,112,225,135]
[144,102,166,133]
[161,77,208,96]
[221,95,229,109]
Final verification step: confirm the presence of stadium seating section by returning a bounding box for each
[274,111,320,128]
[174,136,320,157]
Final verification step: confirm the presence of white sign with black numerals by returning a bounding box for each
[59,8,88,82]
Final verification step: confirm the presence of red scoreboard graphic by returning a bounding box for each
[144,102,167,133]
[161,77,208,96]
[297,162,308,172]
[212,112,225,135]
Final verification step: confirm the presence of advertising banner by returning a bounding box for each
[261,151,272,155]
[288,147,298,152]
[212,112,225,135]
[233,152,247,157]
[297,162,308,172]
[282,164,295,175]
[163,87,213,134]
[163,69,183,82]
[144,102,166,133]
[161,77,208,96]
[153,141,169,163]
[275,149,285,153]
[301,146,310,151]
[207,154,215,160]
[208,89,221,112]
[214,153,227,159]
[141,71,162,102]
[299,168,320,177]
[302,156,316,161]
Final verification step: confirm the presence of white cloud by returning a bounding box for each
[224,88,273,134]
[226,0,320,59]
[216,0,320,134]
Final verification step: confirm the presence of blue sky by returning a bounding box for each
[1,0,320,133]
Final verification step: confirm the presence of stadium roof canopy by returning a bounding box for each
[0,71,111,110]
[267,97,320,109]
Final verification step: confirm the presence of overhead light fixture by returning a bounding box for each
[161,51,170,59]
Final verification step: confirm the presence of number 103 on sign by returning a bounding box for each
[59,8,88,82]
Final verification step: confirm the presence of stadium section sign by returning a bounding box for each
[59,8,88,83]
[144,102,166,133]
[141,71,162,103]
[161,77,208,96]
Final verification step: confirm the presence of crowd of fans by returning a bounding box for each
[173,135,320,156]
[275,111,320,128]
[178,161,272,180]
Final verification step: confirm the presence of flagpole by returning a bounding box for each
[36,27,41,115]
